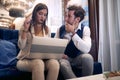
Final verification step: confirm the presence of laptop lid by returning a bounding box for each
[26,36,68,59]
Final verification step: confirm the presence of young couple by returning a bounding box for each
[16,3,93,80]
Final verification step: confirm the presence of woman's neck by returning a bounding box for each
[34,23,43,36]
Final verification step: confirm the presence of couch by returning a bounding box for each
[0,28,102,80]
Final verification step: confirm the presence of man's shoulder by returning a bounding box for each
[60,25,65,28]
[59,25,65,30]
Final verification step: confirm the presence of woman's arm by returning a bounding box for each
[18,17,31,49]
[18,28,29,49]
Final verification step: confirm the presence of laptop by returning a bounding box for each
[26,36,68,59]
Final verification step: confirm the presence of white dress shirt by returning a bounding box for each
[55,23,91,53]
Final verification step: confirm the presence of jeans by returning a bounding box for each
[59,53,93,79]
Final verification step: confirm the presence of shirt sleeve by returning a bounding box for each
[72,26,92,53]
[18,30,27,49]
[54,28,60,38]
[48,27,51,37]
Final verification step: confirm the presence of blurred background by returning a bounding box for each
[0,0,88,33]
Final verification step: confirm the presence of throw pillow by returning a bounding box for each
[0,40,18,69]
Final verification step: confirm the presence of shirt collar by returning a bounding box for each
[74,22,81,32]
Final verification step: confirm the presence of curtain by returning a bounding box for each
[98,0,120,72]
[46,0,63,33]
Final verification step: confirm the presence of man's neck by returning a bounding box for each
[74,22,79,30]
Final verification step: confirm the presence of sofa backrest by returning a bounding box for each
[0,28,20,53]
[0,28,56,39]
[0,28,19,40]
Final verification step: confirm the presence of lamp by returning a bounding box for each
[0,0,34,17]
[0,3,14,28]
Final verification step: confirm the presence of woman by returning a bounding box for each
[16,3,59,80]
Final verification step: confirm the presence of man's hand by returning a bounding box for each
[62,54,68,59]
[65,23,74,33]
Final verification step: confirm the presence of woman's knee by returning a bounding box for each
[17,60,33,72]
[32,59,45,70]
[46,59,59,71]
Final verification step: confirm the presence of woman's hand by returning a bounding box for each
[21,17,31,39]
[23,17,31,31]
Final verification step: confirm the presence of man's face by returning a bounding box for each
[65,10,76,25]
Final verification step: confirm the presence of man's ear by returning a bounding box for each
[74,17,80,24]
[73,17,80,26]
[76,17,80,23]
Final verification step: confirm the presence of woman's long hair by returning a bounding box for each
[28,3,49,34]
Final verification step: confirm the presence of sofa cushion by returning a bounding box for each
[0,40,18,69]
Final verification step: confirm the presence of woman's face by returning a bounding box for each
[36,9,47,24]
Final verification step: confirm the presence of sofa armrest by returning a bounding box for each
[93,62,102,74]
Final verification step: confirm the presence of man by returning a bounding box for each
[55,5,93,79]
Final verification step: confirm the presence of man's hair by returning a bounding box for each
[67,5,85,22]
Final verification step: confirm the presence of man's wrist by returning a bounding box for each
[72,31,76,37]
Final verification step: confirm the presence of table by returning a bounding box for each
[67,74,105,80]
